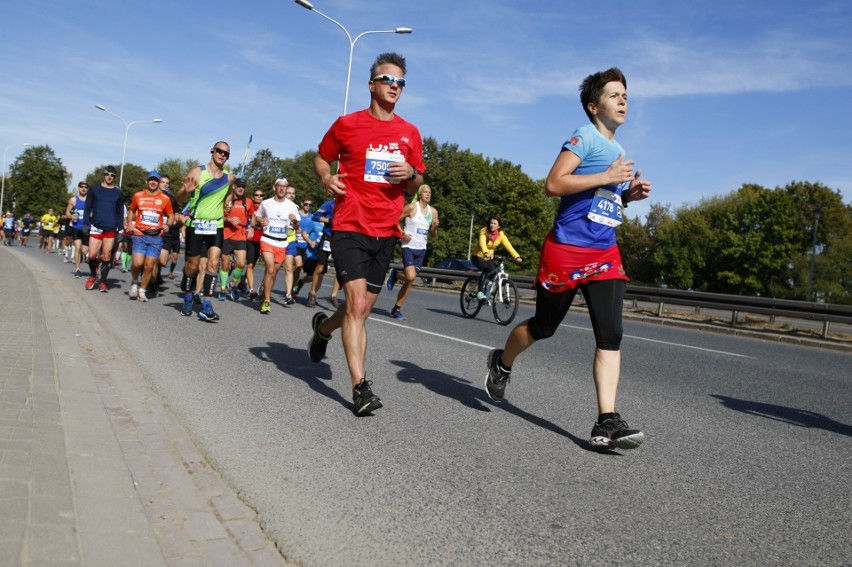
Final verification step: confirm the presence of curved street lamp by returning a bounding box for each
[1,142,32,213]
[95,104,162,187]
[294,0,412,115]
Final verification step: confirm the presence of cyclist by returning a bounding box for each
[471,216,521,300]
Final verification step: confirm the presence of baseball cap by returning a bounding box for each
[234,178,247,187]
[104,165,117,174]
[146,170,161,180]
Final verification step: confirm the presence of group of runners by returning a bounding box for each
[12,54,653,450]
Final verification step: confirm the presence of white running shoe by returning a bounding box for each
[129,282,139,299]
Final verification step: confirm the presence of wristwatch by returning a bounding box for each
[408,169,418,180]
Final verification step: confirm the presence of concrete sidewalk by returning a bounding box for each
[0,248,292,566]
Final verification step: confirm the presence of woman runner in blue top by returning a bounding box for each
[484,67,652,451]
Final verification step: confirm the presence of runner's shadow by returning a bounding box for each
[249,341,350,411]
[712,395,852,437]
[390,359,590,450]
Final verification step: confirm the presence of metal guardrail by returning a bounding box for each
[408,265,852,339]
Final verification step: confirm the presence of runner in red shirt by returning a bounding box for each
[219,178,255,301]
[307,52,425,416]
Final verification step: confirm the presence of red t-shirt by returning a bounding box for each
[224,197,255,241]
[128,190,173,234]
[317,109,424,237]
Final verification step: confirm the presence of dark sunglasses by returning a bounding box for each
[372,74,406,87]
[213,147,231,158]
[104,173,115,177]
[252,193,264,197]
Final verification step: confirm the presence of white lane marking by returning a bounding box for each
[371,318,752,358]
[370,317,492,349]
[559,323,755,358]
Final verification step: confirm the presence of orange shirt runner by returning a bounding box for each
[128,191,173,235]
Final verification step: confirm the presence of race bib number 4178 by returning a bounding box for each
[364,151,404,184]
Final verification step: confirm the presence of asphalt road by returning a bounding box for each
[14,246,852,566]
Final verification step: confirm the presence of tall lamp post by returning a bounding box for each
[1,142,31,214]
[807,204,823,302]
[294,0,412,116]
[94,105,162,187]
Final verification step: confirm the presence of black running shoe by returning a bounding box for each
[352,378,383,416]
[589,413,645,450]
[484,348,510,402]
[308,312,331,362]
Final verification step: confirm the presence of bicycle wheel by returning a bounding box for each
[460,277,483,318]
[492,278,519,325]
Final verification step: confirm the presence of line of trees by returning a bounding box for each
[5,142,850,304]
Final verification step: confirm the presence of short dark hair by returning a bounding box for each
[371,52,406,79]
[160,174,170,182]
[579,67,627,122]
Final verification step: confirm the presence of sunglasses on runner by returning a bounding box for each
[372,74,406,88]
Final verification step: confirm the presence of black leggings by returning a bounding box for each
[527,279,626,350]
[471,256,496,290]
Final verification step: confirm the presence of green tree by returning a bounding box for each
[625,202,674,286]
[418,138,553,272]
[783,181,852,302]
[8,145,70,216]
[280,150,326,205]
[155,157,198,190]
[653,205,714,290]
[239,149,286,197]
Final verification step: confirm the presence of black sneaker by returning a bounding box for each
[308,312,331,362]
[352,378,383,416]
[284,294,295,306]
[484,348,510,402]
[589,413,645,450]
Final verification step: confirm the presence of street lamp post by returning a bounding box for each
[294,0,412,116]
[807,204,823,302]
[1,142,32,214]
[95,105,162,187]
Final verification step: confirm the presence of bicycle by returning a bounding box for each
[459,255,521,325]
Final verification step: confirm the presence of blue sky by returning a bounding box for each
[2,0,851,221]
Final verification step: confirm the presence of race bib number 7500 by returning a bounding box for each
[364,151,404,184]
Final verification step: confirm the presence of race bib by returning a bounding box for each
[141,210,160,226]
[322,238,332,252]
[364,150,404,184]
[416,227,429,236]
[194,219,217,235]
[90,225,103,235]
[266,223,287,235]
[587,189,623,227]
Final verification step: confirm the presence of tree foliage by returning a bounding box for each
[624,181,851,303]
[417,138,554,273]
[7,145,70,216]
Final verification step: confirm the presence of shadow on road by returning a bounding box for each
[249,341,352,412]
[390,359,592,450]
[711,394,852,437]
